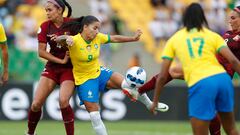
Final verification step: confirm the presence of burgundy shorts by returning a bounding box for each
[41,67,74,84]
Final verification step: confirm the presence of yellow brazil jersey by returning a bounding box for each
[0,23,7,68]
[162,27,227,87]
[0,23,7,44]
[69,33,110,85]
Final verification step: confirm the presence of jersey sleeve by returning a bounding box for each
[97,33,110,44]
[0,23,7,44]
[215,33,227,53]
[161,37,175,61]
[37,22,48,43]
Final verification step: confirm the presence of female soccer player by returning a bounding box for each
[0,23,8,86]
[53,15,168,135]
[125,5,240,135]
[26,0,75,135]
[150,3,240,135]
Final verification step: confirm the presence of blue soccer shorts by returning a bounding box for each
[188,73,234,121]
[75,67,113,105]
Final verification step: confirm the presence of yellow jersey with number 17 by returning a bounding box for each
[162,27,227,87]
[69,33,110,85]
[0,23,7,44]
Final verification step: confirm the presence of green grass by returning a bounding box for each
[0,120,239,135]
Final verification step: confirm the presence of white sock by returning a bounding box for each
[121,79,130,88]
[89,111,108,135]
[137,93,152,109]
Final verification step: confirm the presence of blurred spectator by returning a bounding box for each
[89,0,109,15]
[15,5,38,51]
[151,0,166,7]
[210,0,227,9]
[149,13,178,47]
[148,16,163,47]
[207,7,227,34]
[111,10,123,35]
[5,0,22,14]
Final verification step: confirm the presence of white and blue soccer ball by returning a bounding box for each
[125,66,147,88]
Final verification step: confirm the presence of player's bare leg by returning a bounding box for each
[106,72,169,112]
[27,76,56,135]
[59,80,75,135]
[191,117,209,135]
[218,112,239,135]
[209,115,221,135]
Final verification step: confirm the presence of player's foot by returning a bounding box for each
[25,132,36,135]
[122,87,139,102]
[154,102,169,112]
[123,88,169,112]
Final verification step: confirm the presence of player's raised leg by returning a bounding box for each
[106,68,169,112]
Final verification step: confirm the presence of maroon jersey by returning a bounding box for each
[216,30,240,77]
[38,18,75,69]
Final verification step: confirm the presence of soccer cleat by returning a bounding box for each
[25,132,37,135]
[122,87,169,112]
[122,87,139,102]
[155,102,169,112]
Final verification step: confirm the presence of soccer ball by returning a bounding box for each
[125,66,147,88]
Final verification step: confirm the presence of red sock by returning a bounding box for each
[209,115,221,135]
[138,73,173,94]
[61,105,74,135]
[27,109,42,134]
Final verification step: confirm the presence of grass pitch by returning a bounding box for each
[0,120,239,135]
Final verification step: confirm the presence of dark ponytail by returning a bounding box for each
[63,16,85,35]
[63,15,99,34]
[55,0,72,17]
[62,0,72,17]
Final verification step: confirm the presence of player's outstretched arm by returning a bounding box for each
[219,47,240,75]
[110,29,142,43]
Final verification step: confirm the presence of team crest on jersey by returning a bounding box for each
[94,44,98,49]
[86,45,91,52]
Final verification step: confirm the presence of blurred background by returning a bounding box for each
[1,0,240,82]
[0,0,240,135]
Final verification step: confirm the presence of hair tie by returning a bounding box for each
[47,0,61,8]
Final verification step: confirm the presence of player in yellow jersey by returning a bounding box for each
[0,23,8,86]
[53,15,169,135]
[150,3,240,135]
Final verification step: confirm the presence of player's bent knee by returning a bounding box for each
[31,101,42,111]
[59,98,69,108]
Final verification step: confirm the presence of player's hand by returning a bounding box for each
[233,35,240,41]
[47,34,58,41]
[66,37,74,46]
[133,29,142,41]
[150,102,158,115]
[61,51,70,64]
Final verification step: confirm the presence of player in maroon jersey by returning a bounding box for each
[26,0,75,135]
[124,6,240,135]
